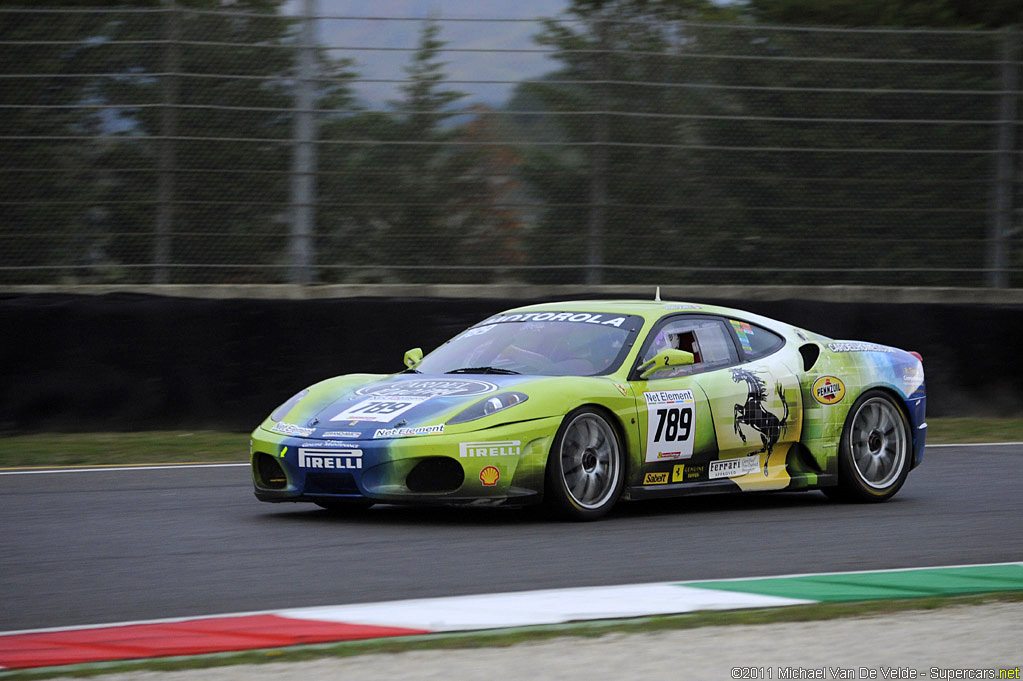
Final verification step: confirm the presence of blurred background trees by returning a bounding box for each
[0,0,1019,285]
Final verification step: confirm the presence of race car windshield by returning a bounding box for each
[416,313,643,377]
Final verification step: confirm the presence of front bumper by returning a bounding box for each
[251,416,560,506]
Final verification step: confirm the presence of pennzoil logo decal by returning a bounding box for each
[643,471,670,485]
[812,376,846,405]
[480,466,501,486]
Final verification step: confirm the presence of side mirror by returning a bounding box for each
[403,347,424,370]
[638,348,694,380]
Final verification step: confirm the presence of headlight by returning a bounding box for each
[270,389,309,422]
[447,392,529,425]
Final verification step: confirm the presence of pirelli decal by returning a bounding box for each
[298,448,363,470]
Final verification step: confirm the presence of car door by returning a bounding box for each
[697,318,803,491]
[628,315,740,487]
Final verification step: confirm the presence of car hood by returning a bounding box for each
[260,372,598,440]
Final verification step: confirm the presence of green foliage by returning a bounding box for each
[511,0,1016,285]
[317,19,509,283]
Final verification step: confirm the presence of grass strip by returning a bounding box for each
[925,417,1023,444]
[0,431,248,468]
[3,591,1021,680]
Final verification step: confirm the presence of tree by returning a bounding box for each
[317,19,499,283]
[516,0,742,285]
[0,0,360,284]
[0,1,126,283]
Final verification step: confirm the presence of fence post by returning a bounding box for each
[585,17,609,286]
[989,28,1019,289]
[289,0,318,285]
[154,0,180,284]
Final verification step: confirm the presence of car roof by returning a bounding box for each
[495,299,800,337]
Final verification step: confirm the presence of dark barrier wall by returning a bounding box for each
[1,293,1020,432]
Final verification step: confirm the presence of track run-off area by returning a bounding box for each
[1,444,1021,633]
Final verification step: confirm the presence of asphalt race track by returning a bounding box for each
[2,445,1021,632]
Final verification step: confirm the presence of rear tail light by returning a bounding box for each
[909,351,923,363]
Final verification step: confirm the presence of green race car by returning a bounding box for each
[252,299,926,520]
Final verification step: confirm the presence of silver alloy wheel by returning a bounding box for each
[848,396,907,490]
[560,413,620,510]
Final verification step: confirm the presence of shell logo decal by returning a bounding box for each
[479,465,500,487]
[812,376,846,405]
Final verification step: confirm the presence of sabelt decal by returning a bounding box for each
[330,396,430,423]
[479,465,500,486]
[271,421,315,437]
[478,312,627,327]
[826,341,895,354]
[709,454,760,480]
[643,390,696,463]
[643,471,670,485]
[373,425,445,438]
[459,440,521,457]
[355,379,498,398]
[298,448,363,470]
[811,376,846,405]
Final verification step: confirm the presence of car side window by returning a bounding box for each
[640,317,739,379]
[729,319,785,360]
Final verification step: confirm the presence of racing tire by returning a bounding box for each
[544,407,625,521]
[824,390,911,503]
[315,500,374,513]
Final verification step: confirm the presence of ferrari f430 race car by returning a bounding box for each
[252,300,925,520]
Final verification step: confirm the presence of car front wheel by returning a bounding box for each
[544,407,625,520]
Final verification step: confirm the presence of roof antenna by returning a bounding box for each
[654,286,661,302]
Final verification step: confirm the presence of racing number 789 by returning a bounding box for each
[653,406,692,442]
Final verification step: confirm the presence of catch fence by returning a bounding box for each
[0,3,1020,286]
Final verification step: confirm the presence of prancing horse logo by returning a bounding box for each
[731,368,790,476]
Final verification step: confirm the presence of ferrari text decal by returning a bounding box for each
[459,440,521,457]
[373,424,445,438]
[644,390,696,463]
[479,312,627,327]
[709,454,760,480]
[298,448,363,470]
[330,396,429,423]
[827,341,895,353]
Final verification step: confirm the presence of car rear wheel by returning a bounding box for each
[825,390,910,502]
[544,407,624,521]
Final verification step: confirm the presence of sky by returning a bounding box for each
[284,0,571,107]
